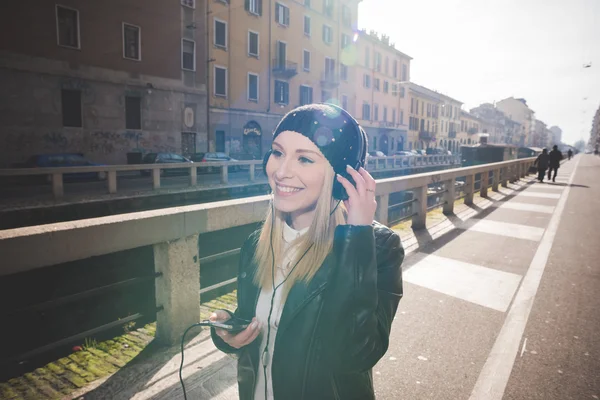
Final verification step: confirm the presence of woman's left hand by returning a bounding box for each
[336,166,377,226]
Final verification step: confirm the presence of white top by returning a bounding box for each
[253,222,308,400]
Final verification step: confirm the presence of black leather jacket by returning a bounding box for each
[211,222,405,399]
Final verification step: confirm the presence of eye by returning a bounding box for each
[272,150,283,158]
[298,156,314,164]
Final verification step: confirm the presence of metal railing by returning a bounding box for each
[0,155,461,199]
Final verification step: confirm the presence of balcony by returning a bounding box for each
[378,121,395,128]
[272,59,298,79]
[419,131,435,141]
[320,72,340,88]
[448,131,457,138]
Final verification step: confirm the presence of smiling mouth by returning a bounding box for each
[275,183,303,195]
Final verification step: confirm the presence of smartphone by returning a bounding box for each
[206,316,251,334]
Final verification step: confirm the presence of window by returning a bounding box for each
[385,57,389,75]
[304,15,311,36]
[275,3,290,26]
[402,64,408,81]
[248,73,259,101]
[342,5,351,27]
[248,31,259,57]
[374,104,379,121]
[214,66,227,97]
[56,5,79,48]
[321,90,331,102]
[125,96,142,129]
[374,78,380,91]
[300,85,313,105]
[214,19,227,49]
[400,110,404,124]
[182,39,196,70]
[181,0,195,8]
[245,0,262,15]
[365,48,370,68]
[363,74,371,88]
[322,25,333,44]
[323,0,333,18]
[340,64,348,81]
[122,23,141,60]
[341,94,348,110]
[341,34,350,49]
[383,107,387,122]
[303,49,310,71]
[304,0,311,6]
[374,52,381,71]
[274,80,289,104]
[61,89,82,127]
[325,57,335,77]
[383,81,389,94]
[393,60,398,78]
[392,109,396,124]
[362,103,371,120]
[400,87,405,98]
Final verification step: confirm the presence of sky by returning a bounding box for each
[359,0,600,145]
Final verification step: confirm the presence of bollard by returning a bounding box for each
[108,170,117,194]
[464,174,475,205]
[249,164,255,182]
[153,234,200,346]
[375,194,389,226]
[190,166,197,186]
[52,173,64,199]
[412,185,428,230]
[443,178,456,215]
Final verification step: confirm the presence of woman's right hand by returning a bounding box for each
[210,310,261,349]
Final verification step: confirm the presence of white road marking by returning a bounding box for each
[469,156,581,400]
[403,254,522,312]
[517,192,561,199]
[468,219,545,241]
[495,202,555,214]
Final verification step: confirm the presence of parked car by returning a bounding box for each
[140,152,193,176]
[190,152,242,172]
[16,153,107,182]
[368,151,386,158]
[392,151,415,157]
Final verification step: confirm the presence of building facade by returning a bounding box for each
[459,111,483,145]
[206,0,363,159]
[0,0,208,166]
[496,97,535,147]
[549,126,563,146]
[436,94,462,154]
[353,30,412,155]
[406,83,442,151]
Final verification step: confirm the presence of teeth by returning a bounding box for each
[277,185,301,193]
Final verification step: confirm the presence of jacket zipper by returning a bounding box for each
[331,375,340,400]
[300,303,324,399]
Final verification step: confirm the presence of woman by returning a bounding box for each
[209,104,405,399]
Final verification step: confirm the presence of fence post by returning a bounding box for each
[520,162,526,178]
[153,234,200,346]
[190,165,197,186]
[375,194,389,226]
[492,169,500,191]
[52,173,64,199]
[412,185,428,230]
[443,178,455,215]
[108,171,117,194]
[152,168,161,189]
[480,170,489,197]
[464,174,475,205]
[221,165,228,184]
[249,164,255,182]
[501,167,509,188]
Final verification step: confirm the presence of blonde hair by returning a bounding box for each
[253,165,346,299]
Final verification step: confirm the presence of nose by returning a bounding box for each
[272,156,294,180]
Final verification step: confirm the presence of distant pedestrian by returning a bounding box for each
[534,148,549,183]
[567,149,573,160]
[548,145,562,182]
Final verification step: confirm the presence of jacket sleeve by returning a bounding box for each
[321,224,404,373]
[210,233,257,355]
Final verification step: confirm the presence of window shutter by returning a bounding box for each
[284,83,289,103]
[258,0,263,15]
[275,3,280,22]
[245,0,249,11]
[284,7,290,25]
